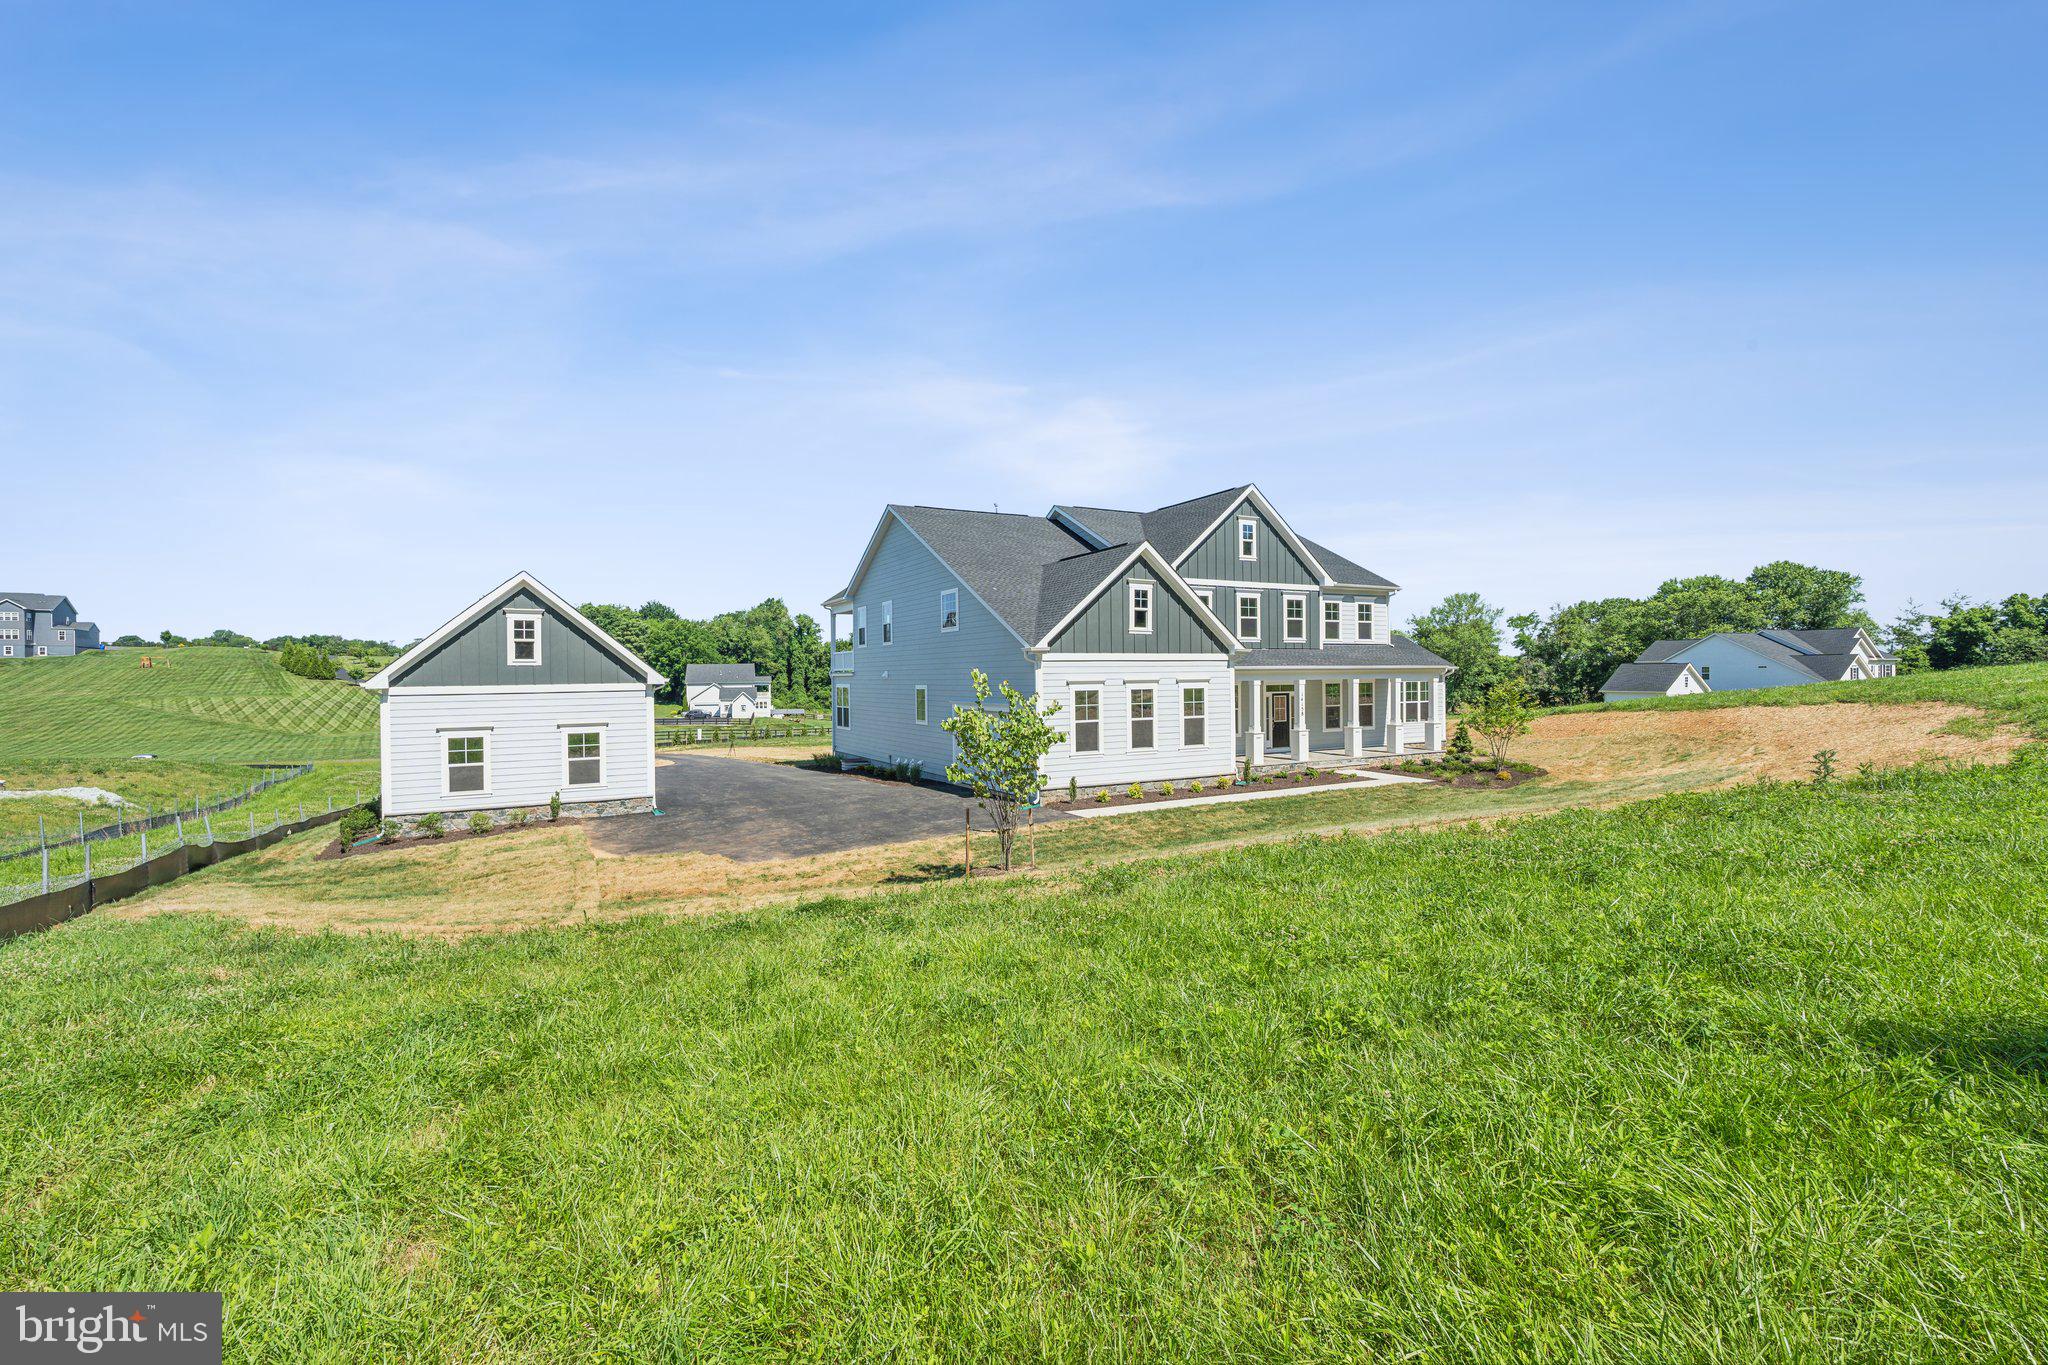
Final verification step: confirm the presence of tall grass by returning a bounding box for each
[1558,660,2048,737]
[3,752,2043,1359]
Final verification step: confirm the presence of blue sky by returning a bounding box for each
[4,1,2043,643]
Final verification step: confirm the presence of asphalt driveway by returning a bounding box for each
[587,751,1065,862]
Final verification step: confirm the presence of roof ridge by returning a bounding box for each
[1141,484,1249,515]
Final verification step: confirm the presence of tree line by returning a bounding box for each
[1405,560,2045,707]
[578,599,833,710]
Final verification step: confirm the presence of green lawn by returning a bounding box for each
[1558,660,2048,734]
[0,646,376,764]
[4,746,2043,1358]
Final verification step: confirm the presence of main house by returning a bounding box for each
[822,485,1453,791]
[1600,627,1898,700]
[360,572,664,830]
[0,593,99,659]
[683,663,772,718]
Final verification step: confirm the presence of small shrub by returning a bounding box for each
[1495,769,1512,781]
[1067,776,1079,802]
[418,813,443,838]
[1449,720,1476,762]
[549,791,562,821]
[1160,782,1176,797]
[379,819,398,842]
[1094,790,1111,803]
[337,808,378,845]
[1126,782,1144,800]
[468,811,492,835]
[1811,749,1838,784]
[1189,780,1204,794]
[508,809,529,827]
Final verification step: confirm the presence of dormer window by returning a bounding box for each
[1129,583,1153,634]
[1238,518,1257,560]
[507,611,542,666]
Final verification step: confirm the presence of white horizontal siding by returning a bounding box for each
[1037,655,1239,787]
[380,686,654,816]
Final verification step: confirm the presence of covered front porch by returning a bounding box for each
[1233,670,1447,766]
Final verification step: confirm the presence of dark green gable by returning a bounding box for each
[1178,499,1318,585]
[391,588,642,687]
[1047,561,1230,654]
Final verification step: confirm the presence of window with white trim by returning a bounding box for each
[1129,583,1153,634]
[1237,592,1260,641]
[1283,595,1307,642]
[1401,679,1431,723]
[565,730,602,787]
[854,606,867,647]
[834,684,851,728]
[881,600,892,645]
[507,612,541,665]
[1323,682,1342,730]
[1238,517,1257,560]
[914,685,927,724]
[1356,601,1375,641]
[1129,688,1154,749]
[1323,601,1341,641]
[1358,683,1374,727]
[939,588,959,631]
[445,733,487,794]
[1182,687,1206,747]
[1073,689,1100,752]
[1195,588,1213,612]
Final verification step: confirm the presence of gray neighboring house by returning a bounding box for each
[0,593,99,659]
[823,484,1455,792]
[683,663,772,718]
[1601,627,1897,700]
[1598,660,1708,701]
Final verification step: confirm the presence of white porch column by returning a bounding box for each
[1243,677,1264,767]
[1292,676,1311,760]
[1343,676,1365,757]
[1432,674,1448,751]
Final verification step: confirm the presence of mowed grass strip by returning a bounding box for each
[0,646,376,764]
[3,753,2045,1360]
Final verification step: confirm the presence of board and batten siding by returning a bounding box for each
[1046,561,1231,655]
[1037,655,1239,788]
[379,686,654,817]
[1177,500,1317,585]
[833,516,1036,776]
[392,588,640,688]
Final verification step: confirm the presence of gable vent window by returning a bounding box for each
[446,734,487,794]
[1073,689,1100,752]
[507,612,542,666]
[565,730,602,787]
[1238,518,1257,560]
[1129,583,1153,634]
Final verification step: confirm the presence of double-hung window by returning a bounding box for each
[914,685,927,724]
[1324,601,1341,641]
[1129,583,1153,634]
[1358,683,1375,727]
[854,606,867,647]
[881,601,892,645]
[939,588,959,632]
[1237,593,1260,641]
[1073,689,1100,752]
[1401,679,1431,723]
[565,730,602,787]
[1283,595,1307,642]
[445,733,487,794]
[507,611,541,665]
[1238,518,1257,560]
[834,684,851,728]
[1356,602,1375,641]
[1324,682,1342,730]
[1182,687,1206,747]
[1129,688,1155,749]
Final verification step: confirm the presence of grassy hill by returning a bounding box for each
[0,646,376,765]
[1,670,2043,1356]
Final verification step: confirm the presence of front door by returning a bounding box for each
[1268,688,1291,750]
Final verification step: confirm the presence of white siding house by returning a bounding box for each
[361,572,664,829]
[1605,628,1899,700]
[1599,661,1707,701]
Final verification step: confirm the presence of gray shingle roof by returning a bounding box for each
[1781,627,1871,656]
[1637,639,1697,662]
[1636,631,1865,682]
[0,592,69,612]
[685,663,769,686]
[1601,661,1695,693]
[1054,492,1396,589]
[1298,537,1396,589]
[1234,635,1451,670]
[890,505,1102,643]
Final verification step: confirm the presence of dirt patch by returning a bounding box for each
[1522,700,2025,786]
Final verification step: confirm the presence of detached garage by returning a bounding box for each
[361,572,665,831]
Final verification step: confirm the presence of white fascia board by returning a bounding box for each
[1047,506,1115,550]
[823,507,899,613]
[1032,542,1238,651]
[360,570,666,691]
[1168,484,1332,584]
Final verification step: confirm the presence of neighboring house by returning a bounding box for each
[359,572,665,830]
[1599,661,1708,701]
[0,593,100,659]
[683,663,772,718]
[1607,627,1898,698]
[822,485,1454,791]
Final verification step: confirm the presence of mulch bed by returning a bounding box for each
[1046,767,1391,811]
[1399,764,1548,790]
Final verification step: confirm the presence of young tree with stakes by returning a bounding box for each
[1466,677,1535,769]
[942,669,1063,871]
